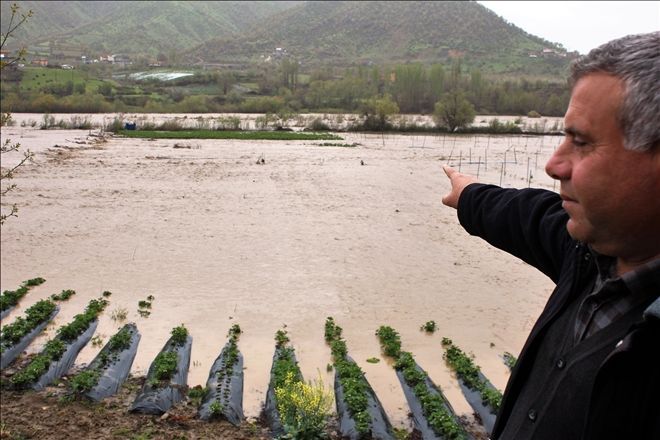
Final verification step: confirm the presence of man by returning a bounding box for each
[442,32,659,440]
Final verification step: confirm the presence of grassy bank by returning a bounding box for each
[118,130,342,141]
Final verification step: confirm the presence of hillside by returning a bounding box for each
[1,1,300,56]
[2,1,573,78]
[191,1,572,76]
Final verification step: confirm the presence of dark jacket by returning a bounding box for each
[457,183,660,440]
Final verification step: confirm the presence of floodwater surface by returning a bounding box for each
[1,115,559,428]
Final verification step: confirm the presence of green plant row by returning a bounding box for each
[118,129,341,141]
[272,328,332,439]
[0,299,57,354]
[0,277,46,312]
[441,338,502,413]
[10,297,108,388]
[272,329,303,390]
[324,317,372,436]
[216,324,242,387]
[51,289,75,302]
[205,324,242,419]
[148,325,188,388]
[376,326,467,440]
[69,325,135,394]
[56,298,108,342]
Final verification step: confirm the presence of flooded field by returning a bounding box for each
[1,114,560,429]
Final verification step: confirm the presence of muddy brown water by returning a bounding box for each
[1,115,559,429]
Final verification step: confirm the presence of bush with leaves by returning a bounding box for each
[433,91,476,132]
[275,371,333,439]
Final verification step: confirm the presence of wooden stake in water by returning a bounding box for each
[500,161,504,187]
[477,156,481,179]
[527,157,531,188]
[459,151,462,172]
[535,150,540,169]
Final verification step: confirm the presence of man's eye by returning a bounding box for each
[573,138,588,147]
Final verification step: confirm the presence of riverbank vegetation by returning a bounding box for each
[1,60,568,126]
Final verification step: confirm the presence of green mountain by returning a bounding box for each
[191,1,572,75]
[1,1,300,56]
[3,1,572,77]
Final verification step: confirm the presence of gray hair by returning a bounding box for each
[570,32,660,152]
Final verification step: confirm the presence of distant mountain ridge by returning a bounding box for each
[1,1,300,55]
[2,1,571,76]
[195,1,563,62]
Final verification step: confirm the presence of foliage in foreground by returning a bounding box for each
[148,325,189,387]
[442,338,503,413]
[10,298,108,388]
[69,325,136,394]
[376,326,467,440]
[0,277,45,311]
[324,317,372,435]
[275,371,333,440]
[271,329,332,439]
[0,299,56,354]
[207,324,242,418]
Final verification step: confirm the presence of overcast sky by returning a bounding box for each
[478,1,660,54]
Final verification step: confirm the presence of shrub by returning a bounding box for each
[527,110,542,118]
[209,401,223,417]
[255,113,278,129]
[106,116,124,133]
[275,371,333,439]
[170,325,188,346]
[486,118,522,134]
[420,320,437,333]
[216,116,241,131]
[306,117,330,131]
[70,370,100,393]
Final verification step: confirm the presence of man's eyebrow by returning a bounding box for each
[564,126,588,138]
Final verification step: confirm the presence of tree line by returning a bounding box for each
[1,59,569,128]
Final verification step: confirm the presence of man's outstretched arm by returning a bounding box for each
[440,165,571,282]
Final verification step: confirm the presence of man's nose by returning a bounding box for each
[545,141,572,180]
